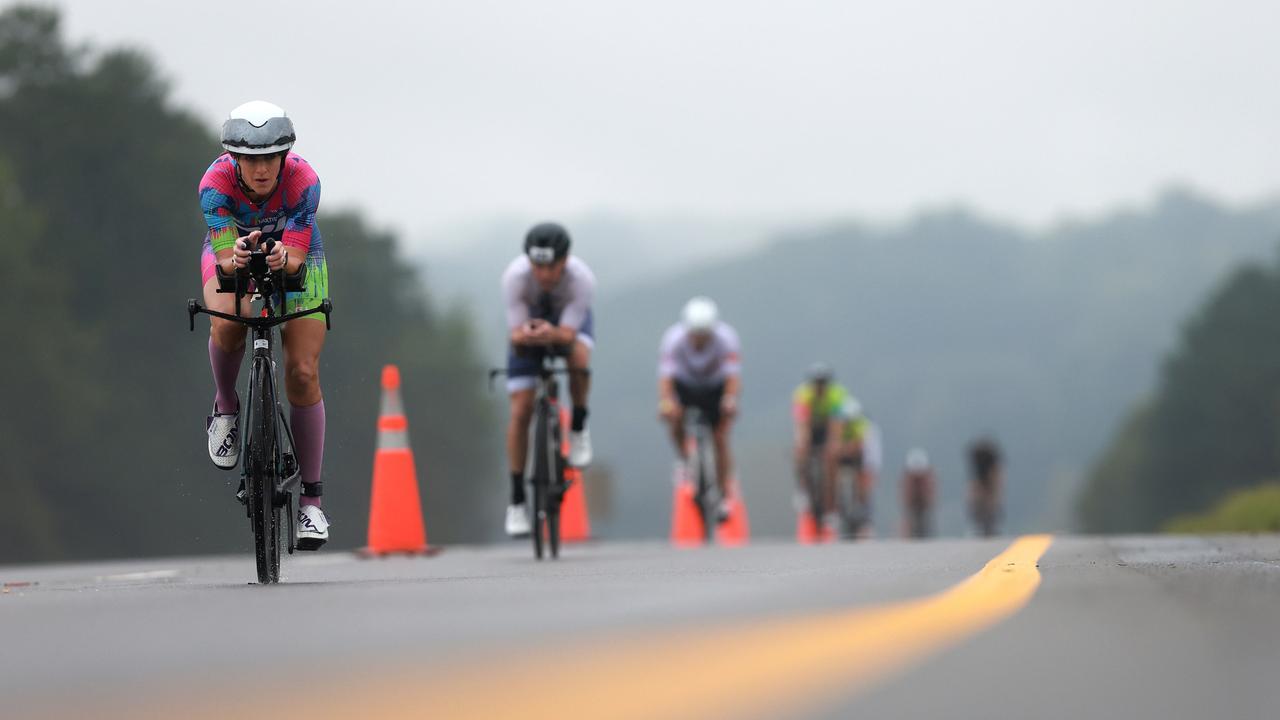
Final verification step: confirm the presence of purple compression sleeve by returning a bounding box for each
[209,337,244,414]
[291,399,326,508]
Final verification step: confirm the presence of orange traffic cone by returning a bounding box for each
[558,406,591,542]
[796,510,820,544]
[717,477,749,547]
[670,464,707,547]
[364,365,431,556]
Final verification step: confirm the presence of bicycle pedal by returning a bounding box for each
[235,479,247,505]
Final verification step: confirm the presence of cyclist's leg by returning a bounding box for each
[567,338,592,433]
[281,314,326,507]
[665,402,687,459]
[202,268,248,414]
[506,388,535,500]
[565,326,593,466]
[705,386,732,496]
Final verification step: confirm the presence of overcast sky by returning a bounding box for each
[54,0,1280,247]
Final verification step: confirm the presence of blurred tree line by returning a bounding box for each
[0,6,500,563]
[1077,254,1280,532]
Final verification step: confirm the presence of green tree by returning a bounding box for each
[1078,260,1280,531]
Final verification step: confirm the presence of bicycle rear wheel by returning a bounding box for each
[247,357,281,584]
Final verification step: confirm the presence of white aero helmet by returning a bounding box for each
[906,448,931,472]
[221,100,296,155]
[842,398,864,420]
[681,296,719,333]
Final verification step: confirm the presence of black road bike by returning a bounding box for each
[491,357,585,560]
[188,241,332,584]
[684,406,718,544]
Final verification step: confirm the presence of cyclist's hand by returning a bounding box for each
[659,396,679,422]
[720,394,739,420]
[525,319,553,343]
[265,241,287,272]
[231,231,259,271]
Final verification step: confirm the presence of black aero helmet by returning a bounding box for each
[524,222,571,265]
[221,100,296,155]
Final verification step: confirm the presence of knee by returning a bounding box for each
[570,342,591,369]
[210,318,245,351]
[287,358,320,389]
[509,395,534,426]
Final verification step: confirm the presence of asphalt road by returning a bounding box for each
[3,534,1278,719]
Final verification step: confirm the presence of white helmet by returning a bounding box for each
[842,398,863,420]
[221,100,296,155]
[681,296,719,333]
[906,448,931,472]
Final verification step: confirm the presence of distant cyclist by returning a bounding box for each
[200,101,329,548]
[658,296,742,522]
[829,397,880,538]
[791,362,852,532]
[900,448,936,539]
[968,437,1003,537]
[501,223,595,536]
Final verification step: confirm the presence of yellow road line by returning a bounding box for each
[159,535,1053,720]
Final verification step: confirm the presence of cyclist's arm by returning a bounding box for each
[791,391,811,452]
[201,183,240,277]
[657,376,678,415]
[722,373,741,408]
[720,324,742,407]
[279,160,318,275]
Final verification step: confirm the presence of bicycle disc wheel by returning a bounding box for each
[248,357,281,584]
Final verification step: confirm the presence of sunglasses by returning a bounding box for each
[232,151,287,163]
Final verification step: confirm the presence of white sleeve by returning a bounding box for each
[558,257,595,331]
[501,258,530,330]
[719,323,742,377]
[658,325,681,379]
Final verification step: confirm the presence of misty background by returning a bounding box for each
[4,1,1280,561]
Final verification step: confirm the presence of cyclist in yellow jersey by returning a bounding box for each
[829,397,880,538]
[791,362,849,529]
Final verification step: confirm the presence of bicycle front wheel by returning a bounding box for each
[247,357,281,584]
[531,401,550,561]
[695,432,714,543]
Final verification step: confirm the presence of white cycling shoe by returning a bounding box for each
[568,428,592,467]
[206,407,240,470]
[296,505,329,550]
[505,504,531,537]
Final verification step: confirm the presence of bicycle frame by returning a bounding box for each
[187,245,332,583]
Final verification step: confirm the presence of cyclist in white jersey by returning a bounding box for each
[500,223,596,536]
[658,297,742,521]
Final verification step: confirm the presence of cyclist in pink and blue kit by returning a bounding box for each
[200,101,330,548]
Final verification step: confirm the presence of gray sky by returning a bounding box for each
[55,0,1280,247]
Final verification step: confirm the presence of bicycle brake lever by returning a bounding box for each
[187,300,198,332]
[321,299,332,330]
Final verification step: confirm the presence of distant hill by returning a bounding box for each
[487,189,1280,539]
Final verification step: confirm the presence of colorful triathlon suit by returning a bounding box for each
[501,255,596,392]
[792,382,849,436]
[198,152,327,318]
[658,321,741,426]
